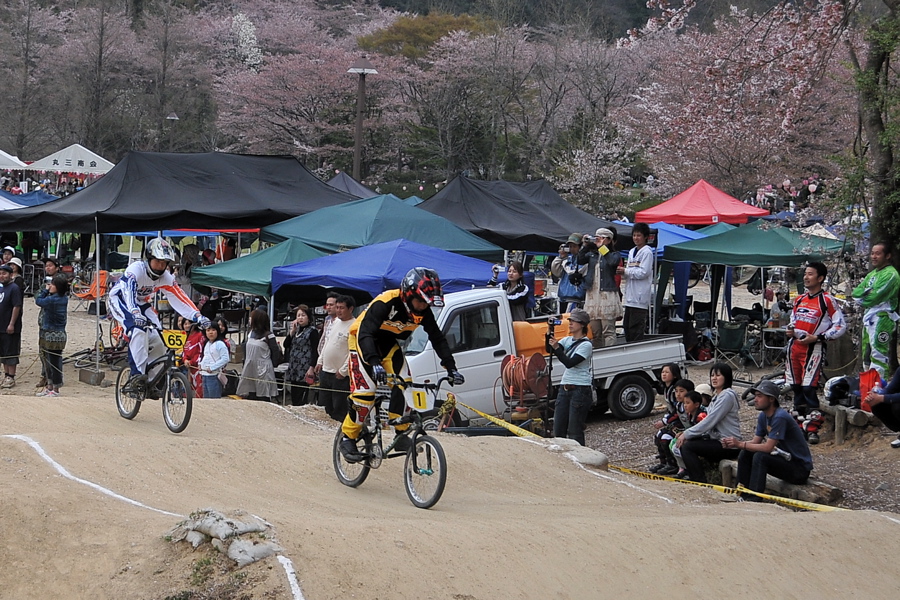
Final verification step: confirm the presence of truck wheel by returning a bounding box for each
[608,375,655,420]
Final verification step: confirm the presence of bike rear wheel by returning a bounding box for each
[404,434,447,509]
[162,371,193,433]
[332,428,370,487]
[115,366,143,419]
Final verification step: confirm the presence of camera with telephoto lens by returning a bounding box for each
[44,276,52,284]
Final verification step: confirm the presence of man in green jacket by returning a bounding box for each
[852,242,900,378]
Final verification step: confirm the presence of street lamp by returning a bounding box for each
[166,112,179,151]
[347,57,377,180]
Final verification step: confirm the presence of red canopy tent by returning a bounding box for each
[635,179,769,225]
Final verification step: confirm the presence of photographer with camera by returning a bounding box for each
[577,228,623,348]
[547,308,594,445]
[551,234,590,312]
[488,261,530,321]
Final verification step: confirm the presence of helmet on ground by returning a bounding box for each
[401,267,444,313]
[145,237,175,280]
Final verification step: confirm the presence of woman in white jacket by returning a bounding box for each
[198,325,230,398]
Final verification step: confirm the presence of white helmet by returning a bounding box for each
[145,238,174,280]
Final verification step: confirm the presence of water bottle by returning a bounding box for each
[770,446,792,461]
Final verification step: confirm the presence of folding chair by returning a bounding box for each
[72,269,108,312]
[715,319,749,376]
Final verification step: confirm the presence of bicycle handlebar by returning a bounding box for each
[385,374,453,392]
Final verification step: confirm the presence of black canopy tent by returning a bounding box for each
[417,176,633,252]
[0,151,359,233]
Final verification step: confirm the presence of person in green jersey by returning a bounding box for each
[852,242,900,378]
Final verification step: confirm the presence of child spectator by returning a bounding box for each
[199,324,229,398]
[695,383,713,407]
[649,376,693,474]
[671,391,708,479]
[181,316,206,398]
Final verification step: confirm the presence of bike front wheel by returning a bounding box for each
[404,434,447,509]
[162,371,193,433]
[332,428,370,487]
[115,366,143,419]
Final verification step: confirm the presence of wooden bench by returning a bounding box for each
[719,459,843,505]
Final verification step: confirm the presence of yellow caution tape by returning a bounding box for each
[610,465,848,512]
[456,401,542,438]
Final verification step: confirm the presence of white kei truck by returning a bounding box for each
[403,288,686,425]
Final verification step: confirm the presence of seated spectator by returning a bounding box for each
[670,391,708,479]
[488,261,530,321]
[675,363,742,483]
[865,368,900,449]
[722,380,813,500]
[648,374,693,475]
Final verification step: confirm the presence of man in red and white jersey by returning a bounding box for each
[786,261,845,417]
[108,238,209,388]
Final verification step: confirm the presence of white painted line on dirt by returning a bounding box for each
[570,458,675,504]
[514,436,674,504]
[3,434,309,598]
[277,555,306,600]
[2,434,183,518]
[275,405,333,431]
[882,515,900,526]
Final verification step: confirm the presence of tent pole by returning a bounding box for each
[94,220,101,372]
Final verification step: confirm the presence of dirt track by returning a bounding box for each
[2,386,899,599]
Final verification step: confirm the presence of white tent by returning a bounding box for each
[0,148,26,170]
[0,196,25,210]
[24,143,114,175]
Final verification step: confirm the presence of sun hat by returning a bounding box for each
[8,257,22,271]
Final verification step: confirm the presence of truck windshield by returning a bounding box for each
[401,306,442,355]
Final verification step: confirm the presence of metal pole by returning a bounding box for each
[94,219,101,371]
[352,72,366,180]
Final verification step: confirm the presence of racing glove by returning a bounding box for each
[448,369,465,386]
[198,316,211,329]
[371,363,388,385]
[132,313,148,329]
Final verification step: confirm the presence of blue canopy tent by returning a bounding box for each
[272,239,497,305]
[648,222,724,321]
[0,190,58,206]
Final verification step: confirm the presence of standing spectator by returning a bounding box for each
[579,227,622,347]
[618,223,654,342]
[35,256,61,392]
[34,274,69,397]
[489,261,530,321]
[865,367,900,448]
[786,262,845,421]
[316,291,339,358]
[199,324,230,398]
[548,308,594,445]
[236,309,280,402]
[181,316,206,398]
[722,380,813,499]
[1,246,15,266]
[852,242,900,378]
[316,294,356,422]
[675,363,742,483]
[551,234,588,311]
[283,304,320,406]
[7,257,24,291]
[0,264,23,389]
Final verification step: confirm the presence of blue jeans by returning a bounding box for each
[737,449,810,493]
[202,374,223,398]
[553,385,592,445]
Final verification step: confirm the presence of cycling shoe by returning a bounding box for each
[339,436,363,463]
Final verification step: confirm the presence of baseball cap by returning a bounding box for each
[43,256,61,267]
[748,380,780,398]
[2,246,15,254]
[0,264,13,273]
[694,383,713,397]
[566,233,583,245]
[568,308,591,324]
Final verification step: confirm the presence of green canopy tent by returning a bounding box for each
[661,221,850,320]
[696,222,736,236]
[191,238,326,299]
[259,194,504,261]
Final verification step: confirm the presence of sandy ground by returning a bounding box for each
[2,298,900,599]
